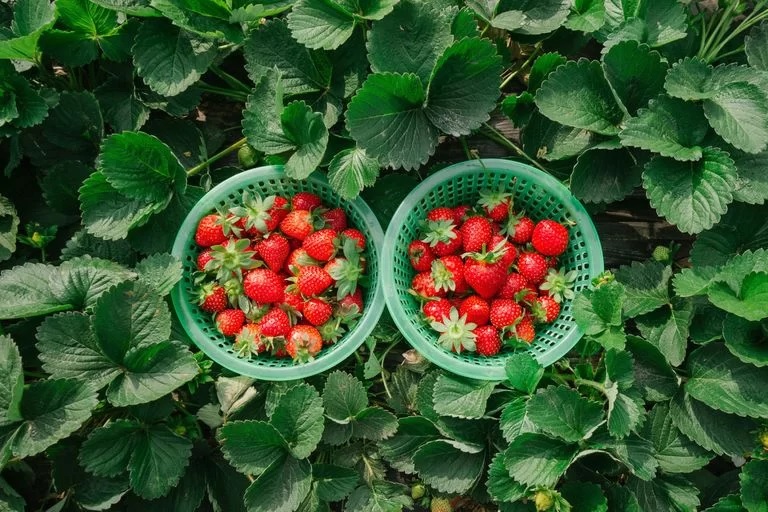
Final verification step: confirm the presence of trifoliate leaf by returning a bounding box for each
[218,421,288,475]
[413,439,485,494]
[570,147,641,204]
[503,433,577,487]
[708,271,768,322]
[626,474,700,512]
[491,0,571,35]
[0,0,57,61]
[0,194,18,263]
[244,19,331,96]
[526,385,604,442]
[620,96,707,161]
[590,431,658,480]
[133,19,216,97]
[346,72,437,170]
[522,112,594,162]
[641,403,711,474]
[536,59,625,135]
[313,464,358,502]
[529,53,567,94]
[0,335,22,423]
[379,416,441,474]
[327,147,379,200]
[40,90,103,160]
[573,281,627,350]
[129,424,192,499]
[287,0,356,51]
[40,0,120,66]
[504,352,544,394]
[745,22,768,71]
[626,336,679,402]
[643,147,738,234]
[323,370,368,422]
[280,100,329,179]
[366,0,453,84]
[723,314,768,367]
[242,70,294,154]
[565,0,605,33]
[614,260,671,317]
[740,459,768,512]
[635,297,693,367]
[79,419,139,478]
[243,456,312,512]
[602,41,667,116]
[127,186,204,255]
[270,383,324,459]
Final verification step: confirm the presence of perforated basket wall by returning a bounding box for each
[381,159,604,380]
[172,166,385,380]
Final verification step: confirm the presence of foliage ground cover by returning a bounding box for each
[2,0,768,510]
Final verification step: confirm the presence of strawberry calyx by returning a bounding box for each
[462,239,508,264]
[422,219,458,247]
[539,267,577,303]
[229,191,276,235]
[478,188,513,211]
[430,308,477,353]
[430,259,457,292]
[208,238,262,281]
[326,238,364,299]
[318,318,346,344]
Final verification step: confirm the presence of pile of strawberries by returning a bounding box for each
[193,190,367,363]
[408,190,576,357]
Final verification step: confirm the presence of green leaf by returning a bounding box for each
[626,474,700,512]
[323,370,368,422]
[705,83,768,155]
[56,0,116,35]
[669,391,758,456]
[643,147,738,234]
[412,440,485,494]
[614,260,671,317]
[573,281,627,350]
[504,352,544,394]
[347,406,398,442]
[327,147,379,200]
[526,386,604,442]
[79,420,139,477]
[601,41,667,116]
[605,484,641,512]
[432,373,496,419]
[740,459,768,512]
[606,387,645,439]
[135,253,182,296]
[642,403,711,474]
[133,19,216,96]
[129,424,192,499]
[280,100,329,179]
[97,132,186,203]
[522,112,594,161]
[491,0,571,35]
[39,90,103,159]
[503,433,577,487]
[0,335,22,423]
[270,383,324,459]
[12,379,97,458]
[732,151,768,205]
[205,454,249,512]
[149,0,242,41]
[345,481,413,512]
[0,195,16,263]
[565,0,605,33]
[590,432,658,480]
[313,464,358,502]
[499,396,536,442]
[424,37,501,136]
[635,298,693,367]
[0,0,57,60]
[626,336,678,402]
[0,477,25,511]
[346,72,437,170]
[603,0,686,49]
[745,21,768,71]
[561,481,608,512]
[367,0,453,84]
[686,343,768,419]
[690,204,768,266]
[723,315,768,367]
[703,495,745,512]
[709,271,768,322]
[379,416,441,474]
[535,59,626,135]
[605,349,634,390]
[244,19,331,96]
[41,162,92,215]
[243,456,312,512]
[242,70,293,155]
[287,0,355,51]
[570,147,641,204]
[218,421,288,475]
[486,453,527,503]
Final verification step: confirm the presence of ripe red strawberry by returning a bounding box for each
[532,295,561,324]
[510,315,536,343]
[198,283,227,313]
[303,229,338,262]
[546,256,559,269]
[531,220,569,256]
[422,298,452,323]
[498,272,530,300]
[490,299,523,329]
[291,191,322,211]
[411,271,445,299]
[256,234,290,273]
[341,228,366,250]
[408,240,435,272]
[431,255,467,294]
[504,214,534,244]
[234,323,266,356]
[423,220,462,257]
[287,248,319,272]
[490,234,517,270]
[280,209,314,240]
[322,207,347,231]
[338,289,364,314]
[478,190,512,222]
[259,307,291,338]
[461,216,492,253]
[296,266,333,296]
[459,296,490,326]
[517,252,549,285]
[195,214,228,247]
[474,325,501,356]
[427,207,455,222]
[453,205,471,224]
[463,245,508,299]
[268,196,290,230]
[285,324,323,362]
[244,269,285,304]
[304,298,333,326]
[283,289,305,314]
[216,309,245,336]
[197,249,214,272]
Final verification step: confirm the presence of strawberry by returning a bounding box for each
[322,207,347,231]
[291,191,322,211]
[463,244,508,299]
[325,237,364,299]
[296,266,333,296]
[531,219,569,256]
[460,216,492,253]
[206,238,261,281]
[283,289,305,315]
[304,298,333,326]
[490,299,523,329]
[510,314,536,343]
[422,298,453,323]
[503,214,534,244]
[431,497,453,512]
[338,289,364,314]
[474,325,501,356]
[256,233,290,273]
[423,220,462,256]
[259,307,292,338]
[341,228,366,250]
[408,240,435,272]
[498,272,530,300]
[490,234,517,270]
[411,271,445,299]
[532,295,560,324]
[546,256,559,269]
[280,209,314,241]
[478,189,512,222]
[431,255,467,294]
[517,252,549,285]
[452,205,471,224]
[234,323,266,357]
[230,192,279,235]
[243,269,285,304]
[539,267,577,302]
[427,207,456,222]
[430,308,477,353]
[459,296,490,326]
[285,325,323,362]
[303,229,338,262]
[198,283,228,313]
[287,248,319,271]
[215,309,245,336]
[197,249,214,272]
[268,196,290,228]
[195,214,228,247]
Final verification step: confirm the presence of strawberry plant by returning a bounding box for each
[2,0,768,511]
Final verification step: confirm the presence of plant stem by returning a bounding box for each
[500,42,543,90]
[187,137,247,176]
[460,136,474,160]
[480,123,547,171]
[198,82,249,101]
[575,378,606,395]
[210,65,252,94]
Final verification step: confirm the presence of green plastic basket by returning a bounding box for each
[171,165,385,381]
[381,159,604,380]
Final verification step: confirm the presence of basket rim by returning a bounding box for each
[380,158,605,380]
[171,165,385,380]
